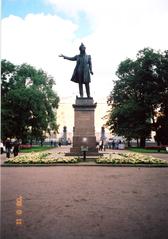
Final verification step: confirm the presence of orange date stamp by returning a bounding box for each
[16,195,23,225]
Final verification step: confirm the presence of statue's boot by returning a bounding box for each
[85,83,90,98]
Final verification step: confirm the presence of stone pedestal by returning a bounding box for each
[68,97,99,156]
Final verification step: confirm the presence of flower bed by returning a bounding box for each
[96,152,167,164]
[145,146,167,150]
[5,152,79,164]
[20,144,32,149]
[4,152,167,165]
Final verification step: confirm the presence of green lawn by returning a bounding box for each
[128,147,167,153]
[20,146,54,153]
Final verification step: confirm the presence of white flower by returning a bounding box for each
[96,152,167,164]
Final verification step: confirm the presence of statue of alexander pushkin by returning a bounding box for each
[59,43,93,98]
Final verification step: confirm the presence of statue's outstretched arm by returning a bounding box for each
[59,54,77,61]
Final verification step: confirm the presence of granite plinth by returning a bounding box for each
[67,97,99,156]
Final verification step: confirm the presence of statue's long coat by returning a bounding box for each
[64,54,92,84]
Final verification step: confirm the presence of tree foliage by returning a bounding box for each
[1,60,60,143]
[106,48,168,146]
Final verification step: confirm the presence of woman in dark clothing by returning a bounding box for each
[5,138,12,158]
[13,140,20,157]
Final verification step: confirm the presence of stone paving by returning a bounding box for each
[1,146,168,239]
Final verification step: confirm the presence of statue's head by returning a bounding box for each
[79,43,86,52]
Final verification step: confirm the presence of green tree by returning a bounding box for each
[1,60,60,143]
[154,50,168,145]
[106,48,168,147]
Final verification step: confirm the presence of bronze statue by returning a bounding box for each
[59,43,93,98]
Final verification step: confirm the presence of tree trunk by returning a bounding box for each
[136,138,139,147]
[41,139,43,147]
[140,137,146,147]
[127,140,131,147]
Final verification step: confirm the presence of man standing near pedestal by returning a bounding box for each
[59,43,93,98]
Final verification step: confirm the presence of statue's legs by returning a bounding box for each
[85,83,90,98]
[79,82,83,97]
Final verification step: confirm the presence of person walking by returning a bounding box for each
[0,141,4,154]
[13,140,20,157]
[112,140,115,149]
[5,138,12,158]
[99,140,103,151]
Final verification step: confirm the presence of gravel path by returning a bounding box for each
[1,166,168,239]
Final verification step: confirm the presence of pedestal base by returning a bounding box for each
[67,97,99,156]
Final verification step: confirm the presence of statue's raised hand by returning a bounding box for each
[59,54,64,58]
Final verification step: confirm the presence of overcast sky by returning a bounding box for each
[1,0,168,134]
[2,0,168,102]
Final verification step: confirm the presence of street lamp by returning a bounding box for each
[81,137,88,161]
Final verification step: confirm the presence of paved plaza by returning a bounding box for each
[1,147,168,239]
